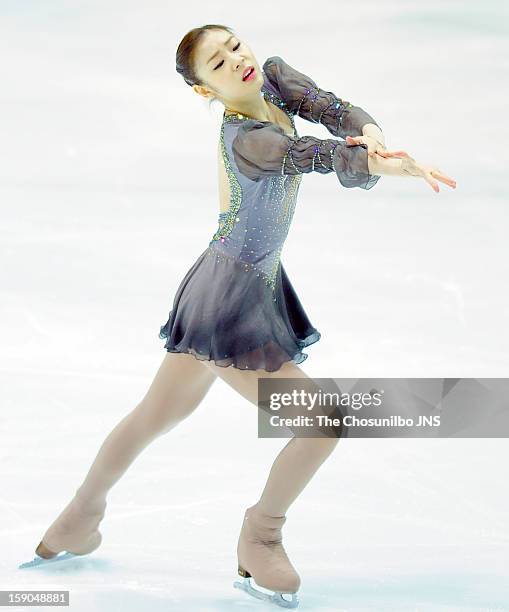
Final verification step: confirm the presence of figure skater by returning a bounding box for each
[20,24,456,609]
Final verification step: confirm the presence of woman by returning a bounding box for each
[22,24,456,609]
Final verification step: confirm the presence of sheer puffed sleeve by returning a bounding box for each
[231,119,380,189]
[263,55,380,139]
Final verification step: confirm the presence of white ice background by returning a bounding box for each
[1,1,508,611]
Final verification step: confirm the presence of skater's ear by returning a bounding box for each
[191,81,222,112]
[192,83,216,102]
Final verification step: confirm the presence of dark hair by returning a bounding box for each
[176,24,236,107]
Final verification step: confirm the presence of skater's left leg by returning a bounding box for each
[203,358,340,599]
[203,358,340,515]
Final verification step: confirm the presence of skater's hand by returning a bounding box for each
[380,149,457,193]
[347,136,457,193]
[345,134,387,159]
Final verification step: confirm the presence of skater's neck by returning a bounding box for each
[224,96,272,122]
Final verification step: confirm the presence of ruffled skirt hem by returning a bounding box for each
[159,327,321,372]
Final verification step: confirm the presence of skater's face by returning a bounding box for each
[192,30,263,104]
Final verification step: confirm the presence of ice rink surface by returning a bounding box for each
[1,1,508,610]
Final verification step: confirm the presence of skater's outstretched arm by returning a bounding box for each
[231,105,456,192]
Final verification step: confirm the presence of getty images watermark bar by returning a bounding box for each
[256,378,509,438]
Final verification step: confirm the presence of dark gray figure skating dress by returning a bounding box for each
[159,56,382,371]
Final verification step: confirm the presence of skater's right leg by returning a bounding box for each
[36,352,217,558]
[76,352,217,503]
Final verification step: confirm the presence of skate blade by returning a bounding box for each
[233,576,299,609]
[18,552,80,569]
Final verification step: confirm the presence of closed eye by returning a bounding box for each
[214,42,241,70]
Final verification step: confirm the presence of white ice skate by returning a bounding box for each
[18,491,105,570]
[233,503,301,609]
[18,529,102,570]
[233,566,299,608]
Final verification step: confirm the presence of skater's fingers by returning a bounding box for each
[431,168,457,188]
